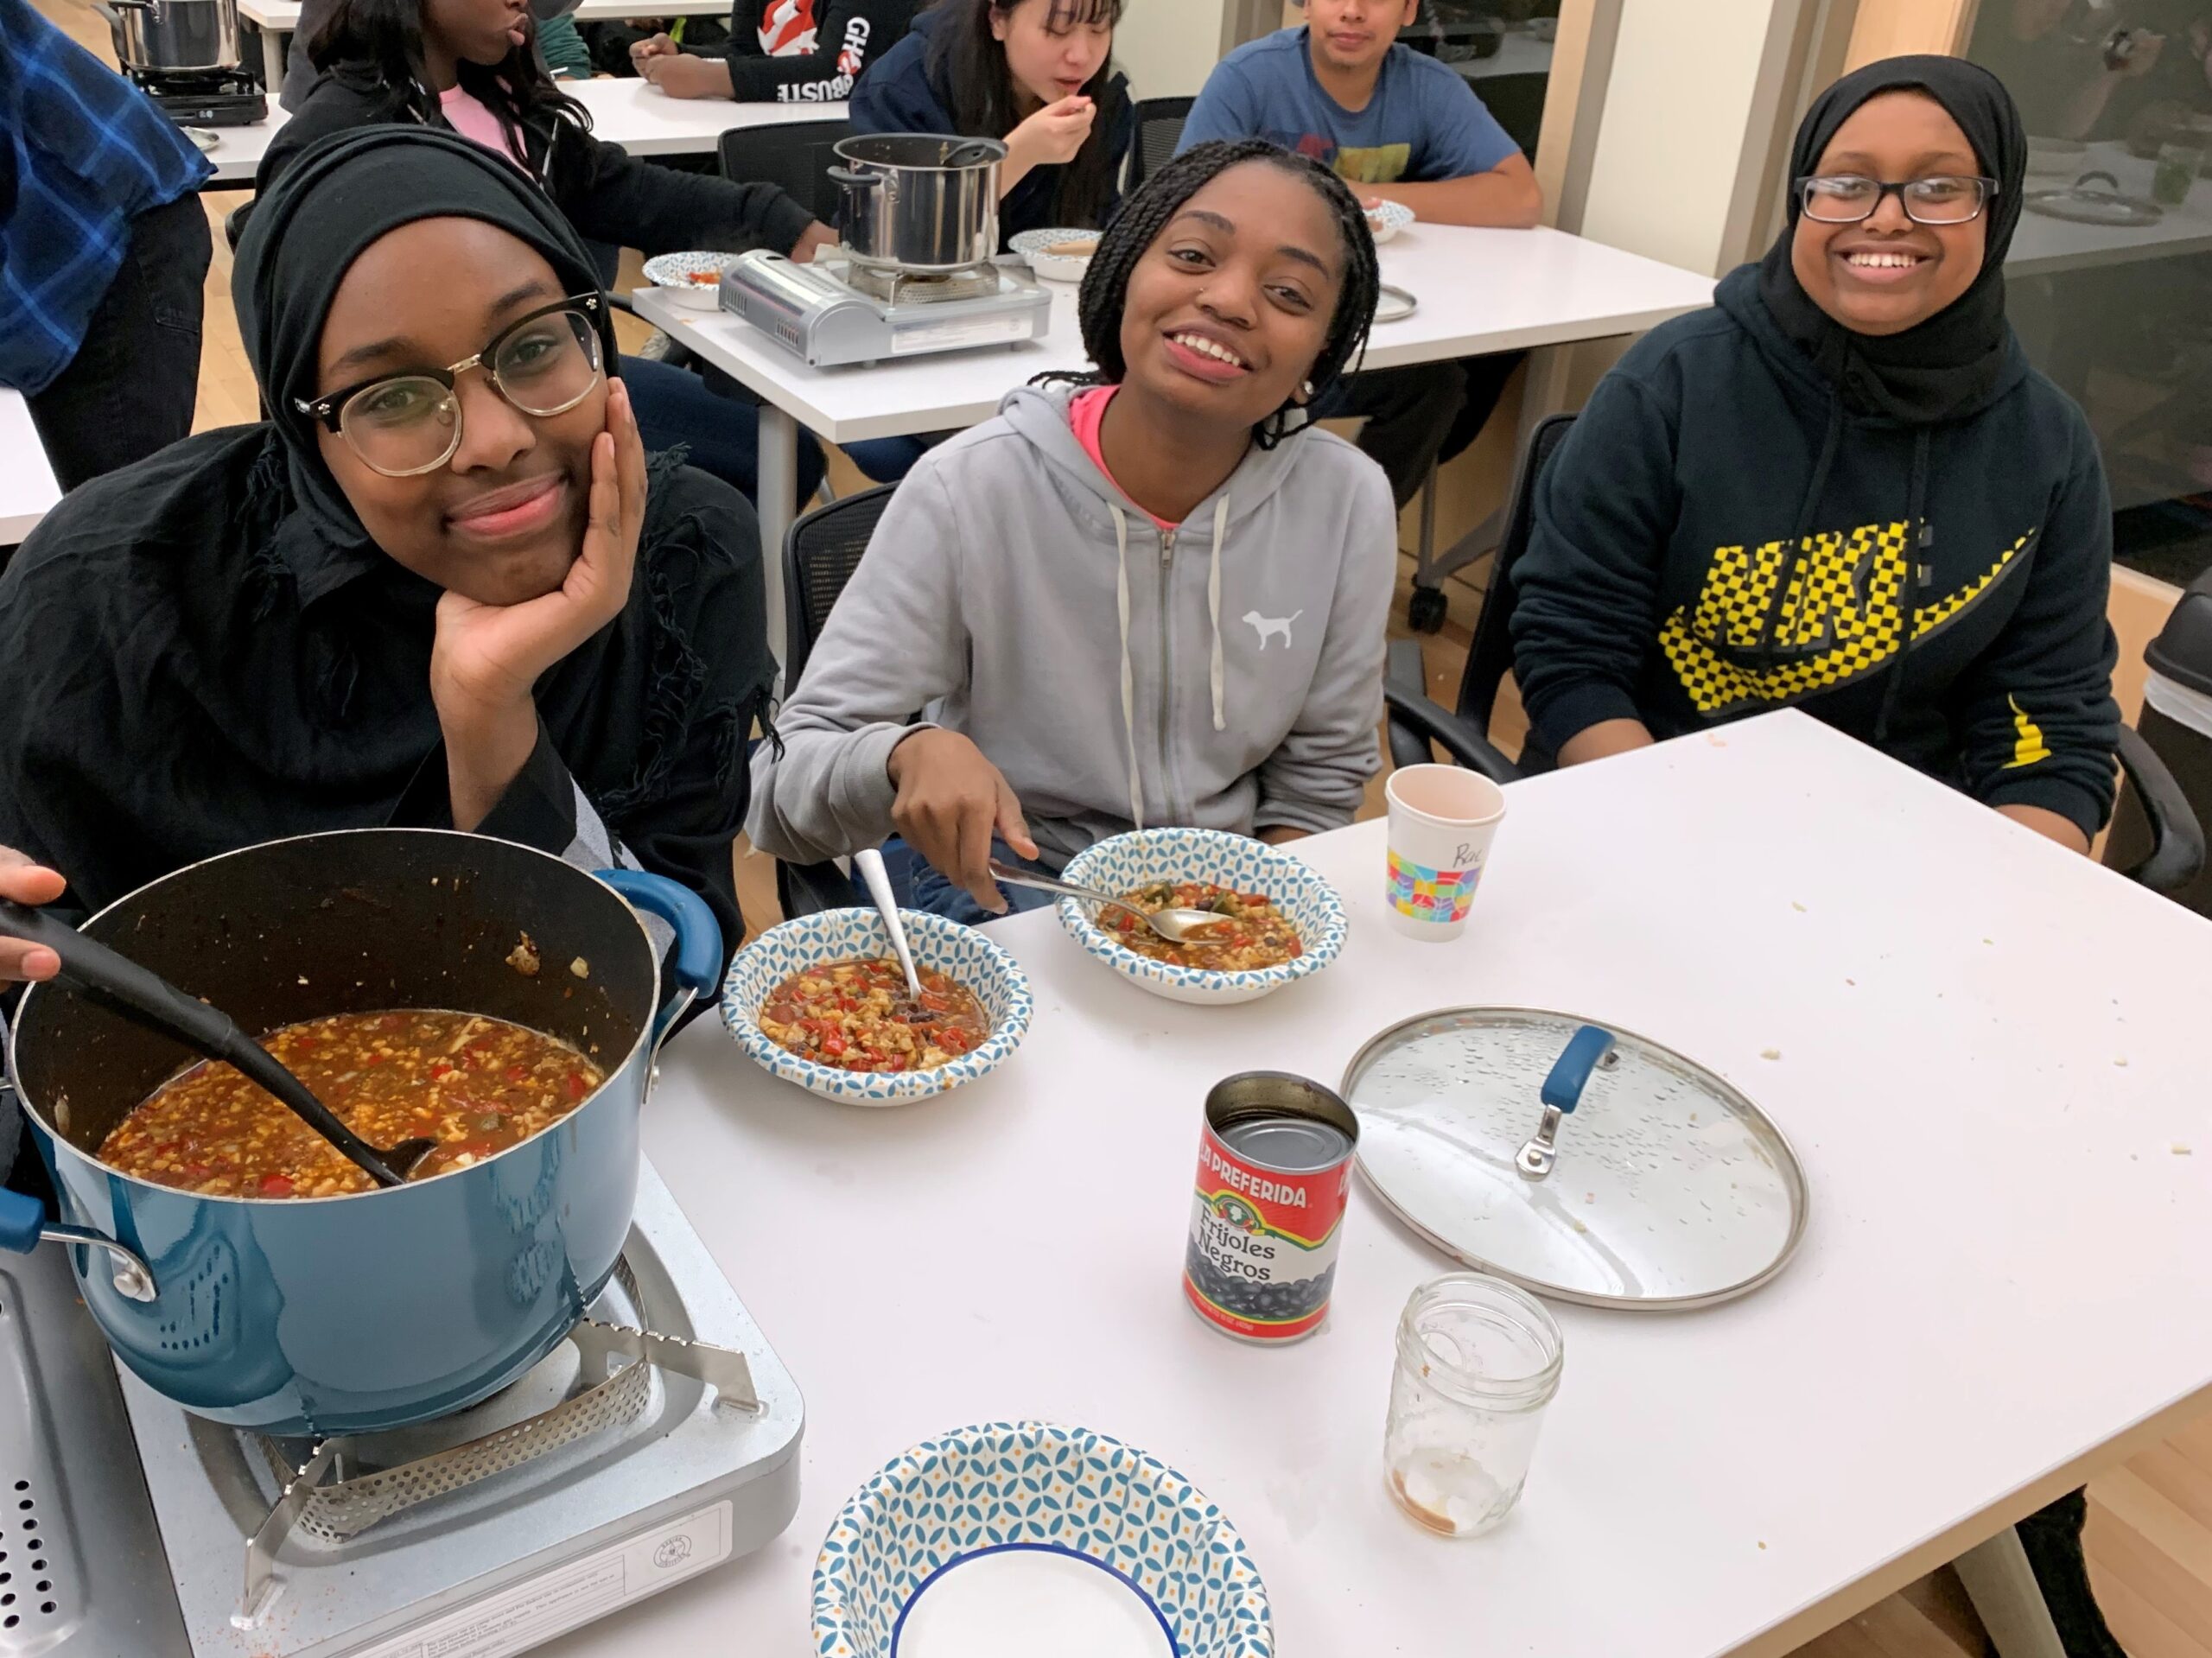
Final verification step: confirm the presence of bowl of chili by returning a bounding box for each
[721,907,1033,1104]
[1055,829,1346,1006]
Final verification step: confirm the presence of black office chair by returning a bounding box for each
[1126,96,1195,194]
[1383,413,2208,895]
[1382,413,1573,786]
[774,484,902,918]
[720,118,854,226]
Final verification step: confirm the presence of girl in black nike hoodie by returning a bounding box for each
[1511,56,2120,851]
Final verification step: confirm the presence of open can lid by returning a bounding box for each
[1341,1007,1808,1311]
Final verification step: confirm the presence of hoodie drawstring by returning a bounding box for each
[1873,428,1932,745]
[1207,494,1228,733]
[1109,504,1145,831]
[1753,394,1847,668]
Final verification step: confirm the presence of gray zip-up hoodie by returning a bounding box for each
[747,384,1397,870]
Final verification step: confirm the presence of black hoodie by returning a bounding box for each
[1510,60,2120,840]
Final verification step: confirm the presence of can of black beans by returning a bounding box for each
[1184,1071,1360,1344]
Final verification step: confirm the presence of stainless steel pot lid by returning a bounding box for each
[1342,1007,1808,1310]
[1373,284,1417,323]
[2024,171,2164,226]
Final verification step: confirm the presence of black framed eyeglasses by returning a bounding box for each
[295,295,606,479]
[1796,175,1999,226]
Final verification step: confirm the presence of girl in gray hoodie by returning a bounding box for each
[748,140,1398,918]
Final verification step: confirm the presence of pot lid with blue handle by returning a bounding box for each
[1340,1007,1808,1310]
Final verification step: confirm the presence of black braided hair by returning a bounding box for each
[1036,138,1380,448]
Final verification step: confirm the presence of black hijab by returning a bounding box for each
[0,124,766,958]
[233,124,621,560]
[1757,54,2027,425]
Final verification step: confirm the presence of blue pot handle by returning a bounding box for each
[1517,1023,1618,1181]
[1541,1024,1619,1115]
[0,1183,158,1299]
[594,870,722,1044]
[0,1186,41,1256]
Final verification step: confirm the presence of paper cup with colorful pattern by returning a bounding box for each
[1383,765,1505,941]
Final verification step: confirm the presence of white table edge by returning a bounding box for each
[630,286,1720,444]
[2006,227,2212,278]
[0,508,54,546]
[1733,1373,2212,1657]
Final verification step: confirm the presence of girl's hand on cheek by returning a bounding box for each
[430,379,643,830]
[430,378,645,727]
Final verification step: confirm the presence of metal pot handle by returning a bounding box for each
[592,870,722,1051]
[0,1184,158,1301]
[1514,1024,1618,1182]
[825,167,880,189]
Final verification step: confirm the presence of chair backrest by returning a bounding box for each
[720,118,854,227]
[783,483,899,691]
[1456,411,1579,735]
[1126,96,1196,193]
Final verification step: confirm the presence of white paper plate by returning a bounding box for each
[640,251,741,310]
[1363,199,1415,244]
[813,1421,1271,1658]
[721,908,1032,1105]
[1054,829,1345,1007]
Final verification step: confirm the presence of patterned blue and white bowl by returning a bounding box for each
[1056,829,1346,1007]
[813,1420,1273,1658]
[721,908,1032,1105]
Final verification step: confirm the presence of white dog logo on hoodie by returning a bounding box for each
[1243,610,1302,650]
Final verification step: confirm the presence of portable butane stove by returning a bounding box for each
[126,66,267,127]
[720,249,1052,368]
[0,1161,801,1658]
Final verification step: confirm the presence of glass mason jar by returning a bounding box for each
[1383,1273,1564,1538]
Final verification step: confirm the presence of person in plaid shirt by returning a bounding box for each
[0,0,212,494]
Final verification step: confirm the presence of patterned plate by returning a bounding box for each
[1007,227,1103,258]
[721,908,1032,1105]
[813,1420,1273,1658]
[641,251,743,309]
[1363,199,1415,245]
[1055,829,1346,1007]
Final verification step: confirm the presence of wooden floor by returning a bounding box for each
[37,0,2212,1646]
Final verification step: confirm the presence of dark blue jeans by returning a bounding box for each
[622,354,827,505]
[906,839,1058,926]
[26,194,210,495]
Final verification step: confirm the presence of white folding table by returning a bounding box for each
[564,709,2212,1658]
[629,222,1717,663]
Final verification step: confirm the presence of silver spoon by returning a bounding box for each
[855,848,935,1020]
[984,861,1229,946]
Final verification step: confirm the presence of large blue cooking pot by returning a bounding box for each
[0,829,719,1437]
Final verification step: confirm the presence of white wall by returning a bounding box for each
[1113,0,1234,100]
[1579,0,1787,276]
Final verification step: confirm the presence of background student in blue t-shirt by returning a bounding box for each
[1179,0,1542,510]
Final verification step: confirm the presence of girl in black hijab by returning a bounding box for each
[1512,56,2121,855]
[0,128,772,970]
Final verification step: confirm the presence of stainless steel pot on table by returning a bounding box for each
[107,0,244,73]
[829,133,1005,273]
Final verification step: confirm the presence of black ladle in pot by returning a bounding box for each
[0,899,434,1188]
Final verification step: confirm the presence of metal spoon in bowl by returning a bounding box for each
[983,861,1230,946]
[0,899,434,1188]
[854,848,937,1023]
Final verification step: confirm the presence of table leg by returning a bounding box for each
[754,403,798,678]
[257,23,289,92]
[1954,1528,2068,1658]
[1410,341,1579,596]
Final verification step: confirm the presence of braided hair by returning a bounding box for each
[1040,139,1380,448]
